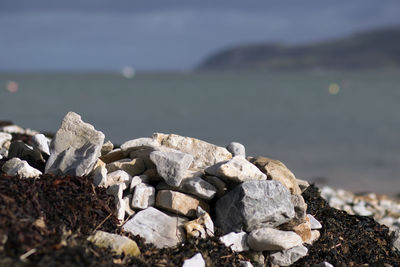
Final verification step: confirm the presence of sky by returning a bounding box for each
[1,0,400,71]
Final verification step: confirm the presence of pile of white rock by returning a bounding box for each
[320,186,400,232]
[0,112,332,266]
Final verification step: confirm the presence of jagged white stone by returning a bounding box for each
[2,157,42,178]
[219,232,249,252]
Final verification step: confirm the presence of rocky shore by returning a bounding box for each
[0,112,399,266]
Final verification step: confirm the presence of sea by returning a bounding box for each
[0,70,399,195]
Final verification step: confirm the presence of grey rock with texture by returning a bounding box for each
[150,150,193,187]
[226,142,246,157]
[2,157,42,178]
[122,207,187,248]
[45,112,105,176]
[32,134,50,155]
[203,175,227,197]
[120,137,159,153]
[270,245,308,266]
[106,170,132,187]
[215,180,295,233]
[157,176,217,200]
[247,228,303,251]
[93,164,107,187]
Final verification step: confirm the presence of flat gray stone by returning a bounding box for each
[182,253,205,267]
[45,112,105,176]
[32,134,50,155]
[270,245,308,266]
[247,228,303,251]
[307,214,322,230]
[219,232,249,252]
[203,175,227,198]
[2,157,42,178]
[8,141,44,162]
[150,150,193,187]
[226,142,246,157]
[156,176,217,200]
[122,207,187,248]
[215,180,295,233]
[132,183,156,209]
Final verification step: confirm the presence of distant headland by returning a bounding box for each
[198,27,400,71]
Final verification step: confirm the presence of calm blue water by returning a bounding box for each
[0,70,399,194]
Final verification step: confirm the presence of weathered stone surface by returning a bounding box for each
[292,194,307,222]
[156,190,209,218]
[247,228,302,251]
[99,149,126,164]
[32,134,50,155]
[296,178,310,193]
[184,208,214,238]
[215,180,295,233]
[106,170,132,187]
[93,164,107,187]
[307,214,322,230]
[203,175,227,198]
[182,253,205,267]
[87,231,140,257]
[122,207,187,248]
[2,157,42,178]
[129,175,143,192]
[129,147,157,168]
[153,133,232,169]
[250,156,302,195]
[0,133,12,148]
[150,150,193,187]
[132,183,156,209]
[8,141,44,162]
[305,230,320,245]
[106,158,145,177]
[204,160,227,176]
[157,176,217,200]
[120,137,159,153]
[226,142,246,157]
[101,141,114,156]
[219,232,249,252]
[292,219,312,242]
[216,156,267,183]
[270,245,308,266]
[45,112,105,176]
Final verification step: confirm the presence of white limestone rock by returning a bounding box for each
[247,228,302,251]
[2,157,42,178]
[32,134,50,155]
[123,195,135,216]
[210,156,267,183]
[106,170,132,187]
[122,207,187,248]
[219,232,249,252]
[314,262,334,267]
[105,158,145,177]
[226,142,246,157]
[106,183,127,200]
[0,133,12,148]
[45,112,105,176]
[307,214,322,230]
[132,183,156,209]
[120,137,159,153]
[270,245,308,266]
[182,253,205,267]
[93,164,107,187]
[116,197,126,222]
[153,133,232,169]
[150,150,193,187]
